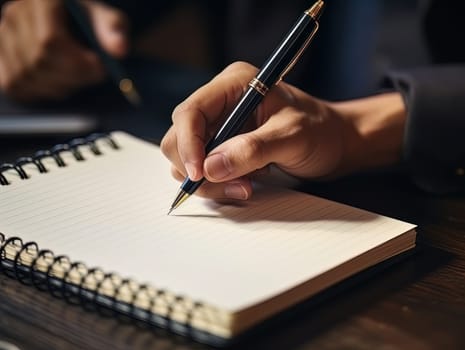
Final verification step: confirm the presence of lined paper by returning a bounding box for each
[0,132,416,311]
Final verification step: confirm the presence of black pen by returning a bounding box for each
[168,0,325,214]
[65,0,141,106]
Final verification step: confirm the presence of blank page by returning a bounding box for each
[0,132,416,312]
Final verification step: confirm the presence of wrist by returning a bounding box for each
[329,92,407,176]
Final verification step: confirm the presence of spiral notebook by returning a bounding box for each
[0,131,416,346]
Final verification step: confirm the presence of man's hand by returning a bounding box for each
[162,61,345,201]
[0,0,128,101]
[161,61,406,201]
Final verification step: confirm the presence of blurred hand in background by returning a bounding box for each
[0,0,128,102]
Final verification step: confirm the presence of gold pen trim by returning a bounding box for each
[278,22,320,84]
[248,77,269,96]
[278,1,324,84]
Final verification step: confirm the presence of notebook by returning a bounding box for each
[0,131,416,346]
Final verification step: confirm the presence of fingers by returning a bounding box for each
[162,60,345,201]
[0,0,107,101]
[171,105,208,181]
[197,79,321,183]
[202,108,305,183]
[203,133,269,182]
[41,41,104,92]
[84,0,129,58]
[161,61,259,181]
[170,165,253,200]
[204,100,345,183]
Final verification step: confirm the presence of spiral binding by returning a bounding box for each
[0,133,227,345]
[0,133,118,185]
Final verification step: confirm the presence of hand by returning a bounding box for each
[0,0,128,101]
[161,61,406,201]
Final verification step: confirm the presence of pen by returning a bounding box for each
[168,0,325,214]
[65,0,142,106]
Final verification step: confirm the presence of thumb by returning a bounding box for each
[84,1,129,58]
[203,132,273,183]
[202,108,320,183]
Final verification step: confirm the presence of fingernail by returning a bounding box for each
[205,153,232,180]
[225,183,249,200]
[185,162,198,180]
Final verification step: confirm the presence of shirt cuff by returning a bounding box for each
[387,65,465,194]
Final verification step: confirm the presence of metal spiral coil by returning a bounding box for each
[0,233,210,338]
[0,133,226,344]
[0,133,118,185]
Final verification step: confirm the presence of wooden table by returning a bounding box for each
[0,138,464,350]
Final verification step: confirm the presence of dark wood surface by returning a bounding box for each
[0,138,464,350]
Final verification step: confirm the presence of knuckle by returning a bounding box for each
[170,165,186,181]
[290,113,308,135]
[171,102,187,121]
[160,130,175,158]
[171,100,195,123]
[221,61,259,96]
[224,61,257,75]
[159,136,170,156]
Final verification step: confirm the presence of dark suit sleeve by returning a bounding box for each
[387,66,465,194]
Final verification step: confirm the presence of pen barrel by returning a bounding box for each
[205,12,320,155]
[256,13,318,87]
[206,88,263,154]
[179,8,321,198]
[181,176,204,195]
[65,0,126,84]
[181,88,262,195]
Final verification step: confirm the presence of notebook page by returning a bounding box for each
[0,131,416,312]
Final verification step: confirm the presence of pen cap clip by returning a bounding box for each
[278,22,319,84]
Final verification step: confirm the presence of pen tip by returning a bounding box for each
[169,190,190,214]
